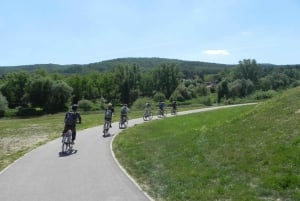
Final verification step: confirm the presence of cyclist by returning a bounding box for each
[103,103,114,132]
[120,104,130,121]
[171,100,177,114]
[159,101,165,116]
[145,102,151,116]
[63,104,81,144]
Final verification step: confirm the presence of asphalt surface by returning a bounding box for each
[0,103,256,201]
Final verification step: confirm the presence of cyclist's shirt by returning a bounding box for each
[105,108,114,120]
[159,102,165,110]
[65,111,81,126]
[121,106,129,115]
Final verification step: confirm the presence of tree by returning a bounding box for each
[24,76,53,108]
[45,80,73,112]
[153,63,180,98]
[0,92,8,117]
[259,76,273,91]
[228,79,254,97]
[66,74,84,101]
[140,72,155,97]
[0,71,29,108]
[101,72,118,104]
[234,59,262,86]
[113,64,141,105]
[217,80,229,102]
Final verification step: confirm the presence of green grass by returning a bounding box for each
[113,86,300,201]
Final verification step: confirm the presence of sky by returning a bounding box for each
[0,0,299,66]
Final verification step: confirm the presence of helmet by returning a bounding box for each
[123,104,127,107]
[72,104,78,111]
[108,103,112,107]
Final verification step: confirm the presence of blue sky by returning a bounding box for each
[0,0,299,66]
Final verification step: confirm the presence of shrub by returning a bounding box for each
[132,97,155,110]
[252,90,277,100]
[78,99,93,111]
[170,91,184,102]
[0,93,8,117]
[153,92,166,102]
[199,96,213,106]
[16,107,44,116]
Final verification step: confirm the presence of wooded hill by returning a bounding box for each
[1,57,291,76]
[1,57,300,116]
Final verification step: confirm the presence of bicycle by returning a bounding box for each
[119,115,128,129]
[103,120,111,137]
[61,129,73,154]
[143,110,153,121]
[158,108,167,118]
[171,107,177,115]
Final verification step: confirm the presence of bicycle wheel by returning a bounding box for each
[149,112,153,120]
[158,109,162,118]
[143,113,147,121]
[123,119,128,128]
[119,120,122,129]
[62,140,68,153]
[103,121,110,136]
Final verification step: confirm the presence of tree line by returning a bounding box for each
[0,59,300,116]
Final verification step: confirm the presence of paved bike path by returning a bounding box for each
[0,103,256,201]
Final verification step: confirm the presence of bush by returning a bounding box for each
[16,107,44,116]
[4,109,18,117]
[78,99,93,111]
[170,91,185,102]
[0,93,8,117]
[132,97,155,110]
[153,92,166,102]
[99,97,106,110]
[199,96,213,106]
[0,110,4,117]
[252,90,277,100]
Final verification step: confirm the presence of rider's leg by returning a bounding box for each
[71,127,76,144]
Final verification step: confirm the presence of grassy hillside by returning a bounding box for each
[113,86,300,201]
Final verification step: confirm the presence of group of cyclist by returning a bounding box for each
[145,100,177,117]
[62,100,177,143]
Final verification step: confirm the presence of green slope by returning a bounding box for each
[113,86,300,201]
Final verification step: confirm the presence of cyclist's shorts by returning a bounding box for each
[105,117,112,121]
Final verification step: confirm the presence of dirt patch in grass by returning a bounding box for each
[0,135,48,153]
[0,135,49,171]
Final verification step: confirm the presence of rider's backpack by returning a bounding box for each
[105,109,112,119]
[121,107,127,115]
[65,111,77,125]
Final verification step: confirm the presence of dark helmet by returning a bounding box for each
[72,104,78,111]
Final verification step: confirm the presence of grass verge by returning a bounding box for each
[113,87,300,201]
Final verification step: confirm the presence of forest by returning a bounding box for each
[0,57,300,117]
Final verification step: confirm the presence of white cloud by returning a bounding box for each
[202,49,230,56]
